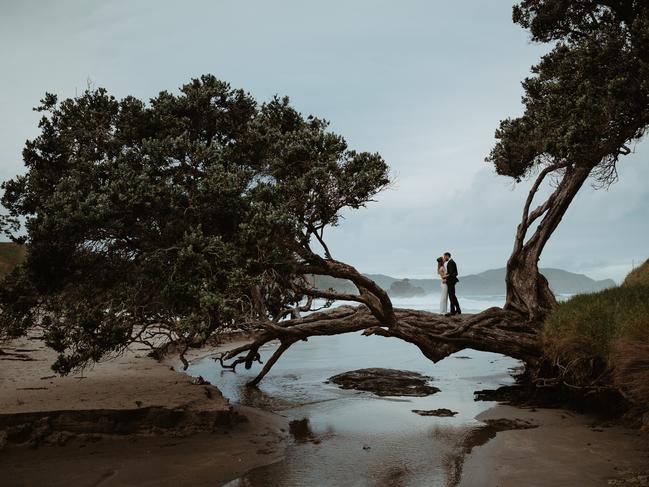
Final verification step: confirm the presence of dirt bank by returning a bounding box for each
[0,334,288,485]
[0,404,287,487]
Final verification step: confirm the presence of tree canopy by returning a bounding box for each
[0,75,389,372]
[490,0,648,184]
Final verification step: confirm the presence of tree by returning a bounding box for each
[493,0,649,321]
[0,75,389,372]
[1,1,647,385]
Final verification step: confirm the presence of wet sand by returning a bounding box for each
[2,327,648,486]
[0,334,288,486]
[0,334,231,415]
[461,405,649,487]
[0,404,287,487]
[193,332,649,487]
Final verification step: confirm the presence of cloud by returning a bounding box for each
[1,0,646,282]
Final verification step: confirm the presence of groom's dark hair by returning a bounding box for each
[444,252,451,258]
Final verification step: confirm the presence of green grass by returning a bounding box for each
[0,242,27,279]
[545,283,649,360]
[544,259,649,424]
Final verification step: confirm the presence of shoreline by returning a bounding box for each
[0,405,288,487]
[0,334,289,486]
[459,404,649,486]
[2,333,648,486]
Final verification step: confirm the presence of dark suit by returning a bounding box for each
[446,259,461,314]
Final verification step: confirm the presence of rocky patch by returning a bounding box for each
[412,408,458,417]
[327,368,440,397]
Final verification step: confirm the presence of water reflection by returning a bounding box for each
[288,418,322,444]
[188,309,521,487]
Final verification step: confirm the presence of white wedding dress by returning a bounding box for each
[438,266,448,314]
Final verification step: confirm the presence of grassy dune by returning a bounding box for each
[0,242,26,279]
[544,259,649,427]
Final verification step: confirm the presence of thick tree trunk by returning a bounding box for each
[505,255,557,322]
[222,163,596,385]
[504,164,594,321]
[221,305,542,386]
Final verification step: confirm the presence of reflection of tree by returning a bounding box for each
[441,419,537,486]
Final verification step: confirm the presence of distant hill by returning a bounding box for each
[313,268,615,297]
[1,242,615,297]
[0,242,26,278]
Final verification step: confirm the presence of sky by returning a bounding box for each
[0,0,647,282]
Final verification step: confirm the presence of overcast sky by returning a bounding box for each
[1,0,647,282]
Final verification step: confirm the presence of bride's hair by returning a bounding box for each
[436,257,444,269]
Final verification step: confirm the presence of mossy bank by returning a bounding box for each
[541,259,649,428]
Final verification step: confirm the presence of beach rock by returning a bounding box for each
[412,408,458,417]
[327,368,440,397]
[474,385,527,403]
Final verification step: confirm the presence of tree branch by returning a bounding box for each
[296,253,397,327]
[308,224,333,259]
[513,161,570,256]
[218,305,542,385]
[521,162,570,228]
[247,340,295,386]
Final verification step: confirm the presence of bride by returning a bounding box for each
[437,257,448,314]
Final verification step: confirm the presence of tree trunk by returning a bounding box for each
[220,305,542,386]
[223,163,596,385]
[504,164,594,321]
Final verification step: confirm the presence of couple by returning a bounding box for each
[436,252,462,316]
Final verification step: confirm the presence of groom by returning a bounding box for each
[443,252,462,316]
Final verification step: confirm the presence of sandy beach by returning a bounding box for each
[460,405,649,487]
[2,333,649,486]
[0,334,288,486]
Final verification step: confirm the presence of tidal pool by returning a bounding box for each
[188,297,522,486]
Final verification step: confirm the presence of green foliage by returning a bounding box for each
[545,284,649,360]
[0,75,389,373]
[488,1,649,183]
[544,262,649,411]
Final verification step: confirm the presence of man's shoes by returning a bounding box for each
[444,313,452,317]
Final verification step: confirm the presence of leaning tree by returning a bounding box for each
[1,1,647,384]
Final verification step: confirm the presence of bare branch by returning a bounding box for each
[308,224,333,259]
[296,253,397,327]
[512,161,571,257]
[521,162,570,227]
[218,305,542,385]
[247,340,295,386]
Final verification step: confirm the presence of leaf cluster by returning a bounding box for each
[0,75,389,372]
[489,1,649,185]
